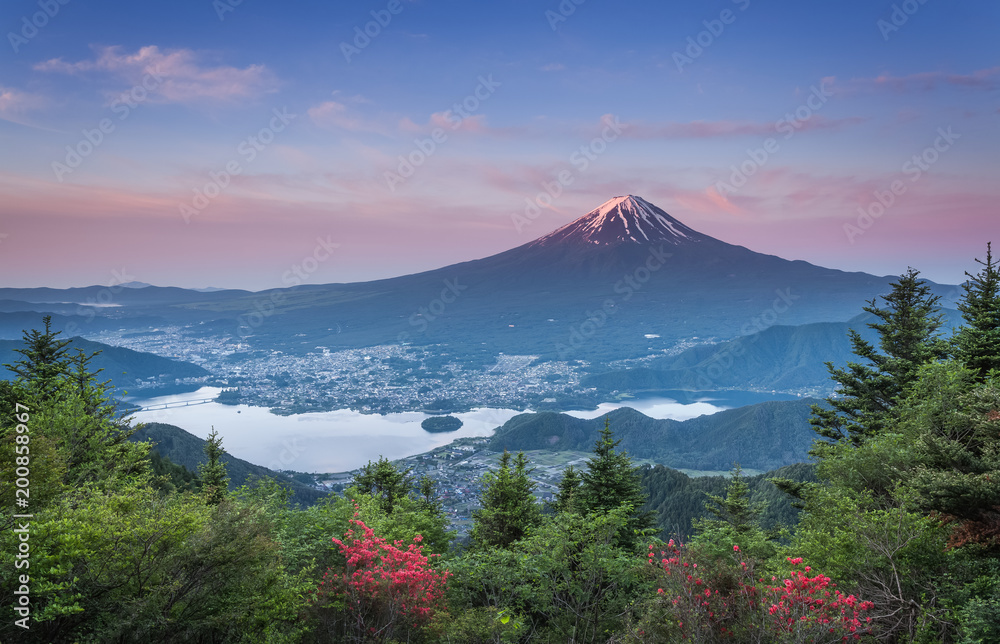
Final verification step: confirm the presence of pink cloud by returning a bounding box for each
[698,186,745,215]
[309,100,390,135]
[35,45,277,104]
[427,111,489,133]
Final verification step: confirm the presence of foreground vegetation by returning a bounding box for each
[1,245,997,642]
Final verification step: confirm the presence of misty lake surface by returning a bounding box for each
[129,387,763,473]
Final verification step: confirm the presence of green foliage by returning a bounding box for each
[691,465,780,566]
[1,482,307,643]
[954,242,1000,381]
[428,606,527,643]
[576,418,655,549]
[199,426,230,505]
[353,455,414,514]
[3,315,71,401]
[131,422,326,506]
[953,555,1000,644]
[640,462,814,540]
[811,267,948,445]
[452,508,642,643]
[793,485,953,641]
[148,449,201,494]
[552,464,581,513]
[471,450,542,550]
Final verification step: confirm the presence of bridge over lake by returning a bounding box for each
[137,397,216,412]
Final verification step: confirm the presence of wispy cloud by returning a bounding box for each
[616,115,865,140]
[35,45,277,104]
[833,67,1000,95]
[308,100,391,135]
[0,85,49,128]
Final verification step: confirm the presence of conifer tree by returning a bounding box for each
[692,465,777,561]
[552,464,581,513]
[954,242,1000,381]
[811,268,948,445]
[199,426,230,505]
[577,417,654,549]
[416,474,441,513]
[353,456,414,514]
[700,465,765,535]
[470,450,541,549]
[4,315,71,400]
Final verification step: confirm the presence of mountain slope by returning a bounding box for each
[132,422,325,506]
[488,398,823,471]
[0,195,954,364]
[0,336,208,391]
[582,308,965,394]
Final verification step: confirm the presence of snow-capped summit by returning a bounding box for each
[529,195,709,247]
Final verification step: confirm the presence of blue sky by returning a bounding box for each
[1,0,997,289]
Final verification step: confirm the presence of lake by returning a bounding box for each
[130,387,743,473]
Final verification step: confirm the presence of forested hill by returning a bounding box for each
[640,462,817,539]
[132,422,326,506]
[489,398,822,471]
[0,336,208,389]
[582,308,964,394]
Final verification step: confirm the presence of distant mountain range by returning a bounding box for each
[489,398,823,472]
[0,195,958,367]
[0,336,209,393]
[582,308,964,395]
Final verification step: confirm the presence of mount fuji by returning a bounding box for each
[530,195,710,247]
[0,195,938,363]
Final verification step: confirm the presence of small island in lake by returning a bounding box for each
[421,415,463,433]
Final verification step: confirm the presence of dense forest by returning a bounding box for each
[1,244,998,642]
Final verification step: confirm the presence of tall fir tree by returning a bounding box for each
[577,417,655,549]
[811,268,948,445]
[470,450,541,550]
[552,464,582,513]
[199,426,230,505]
[699,465,765,535]
[692,465,777,562]
[954,242,1000,381]
[353,456,414,514]
[4,315,71,400]
[416,474,442,513]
